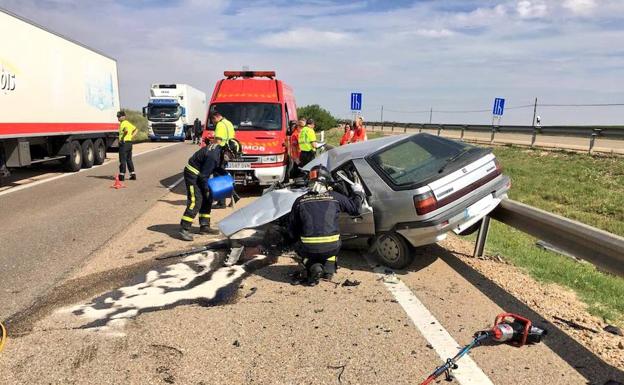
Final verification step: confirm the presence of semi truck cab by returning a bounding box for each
[143,84,207,142]
[144,98,186,141]
[203,71,298,186]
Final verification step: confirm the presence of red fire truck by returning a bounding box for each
[202,71,297,186]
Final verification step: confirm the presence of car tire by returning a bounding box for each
[458,220,481,236]
[375,232,413,269]
[81,140,95,169]
[93,138,106,165]
[64,140,82,172]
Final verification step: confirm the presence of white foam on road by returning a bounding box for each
[0,142,180,198]
[57,252,266,334]
[365,254,494,385]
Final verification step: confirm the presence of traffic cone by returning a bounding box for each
[111,174,125,189]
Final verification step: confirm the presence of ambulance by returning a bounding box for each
[203,71,297,186]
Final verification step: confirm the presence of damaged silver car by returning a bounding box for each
[219,133,510,268]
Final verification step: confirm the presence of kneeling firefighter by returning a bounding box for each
[179,138,239,241]
[288,165,365,285]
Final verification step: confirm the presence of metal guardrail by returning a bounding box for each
[360,122,624,154]
[475,199,624,277]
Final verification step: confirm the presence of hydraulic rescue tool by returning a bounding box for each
[419,313,547,385]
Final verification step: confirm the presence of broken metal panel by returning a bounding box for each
[218,187,307,236]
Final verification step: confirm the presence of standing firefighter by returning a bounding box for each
[211,111,236,208]
[117,110,137,181]
[212,111,236,146]
[298,118,317,166]
[288,165,365,285]
[179,138,237,241]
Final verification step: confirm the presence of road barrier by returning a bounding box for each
[474,199,624,277]
[362,122,624,154]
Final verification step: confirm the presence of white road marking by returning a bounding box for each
[0,142,180,198]
[168,176,185,190]
[365,254,494,385]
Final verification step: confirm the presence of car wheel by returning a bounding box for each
[64,140,82,172]
[375,232,413,269]
[93,138,106,165]
[81,140,95,169]
[458,220,481,236]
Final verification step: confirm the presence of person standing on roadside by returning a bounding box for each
[117,110,137,181]
[212,111,235,146]
[193,118,202,144]
[350,117,366,144]
[340,123,353,146]
[288,118,305,177]
[299,118,318,166]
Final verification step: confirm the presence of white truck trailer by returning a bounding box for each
[0,8,120,176]
[143,84,207,141]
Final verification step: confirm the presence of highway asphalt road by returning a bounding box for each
[0,142,196,320]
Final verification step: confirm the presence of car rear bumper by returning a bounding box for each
[393,175,510,247]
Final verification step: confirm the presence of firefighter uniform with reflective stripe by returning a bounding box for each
[214,117,235,146]
[288,190,361,276]
[180,144,225,231]
[298,125,317,166]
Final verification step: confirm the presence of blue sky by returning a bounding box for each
[3,0,624,125]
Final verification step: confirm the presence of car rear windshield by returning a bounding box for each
[369,135,476,187]
[209,103,282,131]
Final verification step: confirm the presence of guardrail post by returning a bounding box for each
[460,125,466,141]
[530,128,538,148]
[473,217,491,257]
[404,124,408,133]
[589,129,602,154]
[391,124,394,132]
[437,125,443,136]
[490,127,496,143]
[419,124,423,133]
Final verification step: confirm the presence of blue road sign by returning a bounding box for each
[351,93,362,111]
[493,98,505,116]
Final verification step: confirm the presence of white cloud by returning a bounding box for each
[258,28,352,48]
[414,28,455,38]
[516,1,548,19]
[562,0,596,15]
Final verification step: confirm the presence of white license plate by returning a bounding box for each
[161,136,169,139]
[227,162,251,170]
[464,194,495,219]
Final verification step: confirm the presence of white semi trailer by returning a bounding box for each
[143,84,207,141]
[0,8,120,176]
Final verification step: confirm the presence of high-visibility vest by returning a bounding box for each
[214,118,235,146]
[299,126,316,152]
[119,120,136,142]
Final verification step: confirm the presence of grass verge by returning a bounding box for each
[484,146,624,324]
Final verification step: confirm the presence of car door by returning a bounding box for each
[332,163,376,236]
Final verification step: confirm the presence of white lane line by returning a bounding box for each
[168,176,184,190]
[0,142,181,198]
[365,255,494,385]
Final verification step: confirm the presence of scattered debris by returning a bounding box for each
[232,340,240,347]
[314,308,324,313]
[383,274,399,284]
[328,363,347,384]
[618,341,624,350]
[603,325,623,336]
[342,279,361,287]
[425,344,433,349]
[244,287,257,299]
[552,316,599,333]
